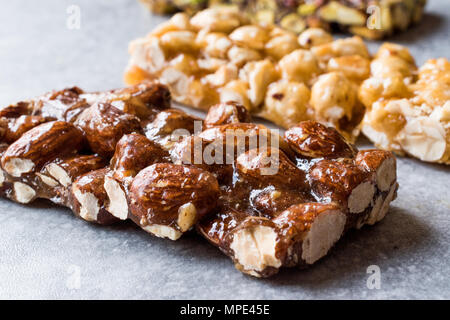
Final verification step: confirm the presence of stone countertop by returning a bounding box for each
[0,0,449,299]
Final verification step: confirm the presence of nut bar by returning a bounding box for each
[197,118,397,277]
[125,7,372,141]
[0,83,398,277]
[0,81,171,223]
[359,43,450,164]
[138,0,427,39]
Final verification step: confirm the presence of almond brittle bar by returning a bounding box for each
[0,82,398,277]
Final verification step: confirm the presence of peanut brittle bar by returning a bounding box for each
[125,7,372,141]
[0,83,398,277]
[359,43,450,164]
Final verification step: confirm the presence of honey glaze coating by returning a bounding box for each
[129,163,220,237]
[195,102,397,277]
[0,85,398,278]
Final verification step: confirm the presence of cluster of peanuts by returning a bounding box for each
[125,6,373,142]
[359,44,450,164]
[125,7,450,164]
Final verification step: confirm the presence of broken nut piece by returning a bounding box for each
[71,168,119,225]
[104,133,170,220]
[309,159,376,214]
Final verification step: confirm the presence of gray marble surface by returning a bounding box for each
[0,0,449,300]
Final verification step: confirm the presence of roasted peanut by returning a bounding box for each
[310,72,357,122]
[160,31,198,54]
[261,80,310,128]
[190,7,243,33]
[298,28,333,48]
[375,43,415,65]
[220,80,251,111]
[203,63,238,87]
[227,46,262,67]
[240,60,278,107]
[150,13,192,37]
[278,49,320,84]
[265,33,300,60]
[199,32,233,59]
[327,55,371,81]
[312,36,370,62]
[229,25,269,51]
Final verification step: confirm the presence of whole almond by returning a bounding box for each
[1,121,84,177]
[129,163,220,231]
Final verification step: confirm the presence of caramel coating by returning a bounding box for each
[250,188,311,218]
[75,103,142,157]
[170,135,233,184]
[83,81,171,121]
[199,122,293,159]
[144,108,201,144]
[1,121,85,176]
[360,48,450,164]
[45,154,106,186]
[0,101,32,118]
[30,87,90,122]
[71,168,119,225]
[2,115,48,143]
[110,133,170,181]
[236,147,307,190]
[309,159,372,203]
